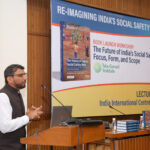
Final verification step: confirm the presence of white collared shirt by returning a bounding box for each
[0,93,29,134]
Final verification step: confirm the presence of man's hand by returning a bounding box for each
[26,105,43,120]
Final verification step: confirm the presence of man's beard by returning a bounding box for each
[14,82,26,89]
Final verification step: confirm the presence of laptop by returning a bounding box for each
[50,106,72,127]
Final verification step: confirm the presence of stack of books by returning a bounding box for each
[117,120,139,133]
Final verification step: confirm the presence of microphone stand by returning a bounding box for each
[109,105,125,115]
[41,84,81,125]
[41,84,72,118]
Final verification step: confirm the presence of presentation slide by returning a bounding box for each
[51,0,150,117]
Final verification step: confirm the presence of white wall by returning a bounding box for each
[0,0,27,108]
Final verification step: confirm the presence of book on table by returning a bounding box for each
[117,120,139,125]
[117,123,139,127]
[117,125,139,130]
[117,120,139,132]
[143,111,150,128]
[117,128,139,133]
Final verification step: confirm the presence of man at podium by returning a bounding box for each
[0,64,43,150]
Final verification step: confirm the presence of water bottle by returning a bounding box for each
[140,116,144,129]
[112,118,117,132]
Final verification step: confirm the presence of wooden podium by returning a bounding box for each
[21,124,105,147]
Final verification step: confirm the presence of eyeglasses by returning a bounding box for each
[13,73,27,77]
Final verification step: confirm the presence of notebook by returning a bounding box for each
[50,106,72,127]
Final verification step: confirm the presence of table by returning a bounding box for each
[88,129,150,150]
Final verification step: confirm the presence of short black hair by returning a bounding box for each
[4,64,24,84]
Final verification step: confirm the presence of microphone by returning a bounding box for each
[109,104,125,115]
[41,84,72,119]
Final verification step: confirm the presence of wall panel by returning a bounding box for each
[27,0,150,150]
[66,0,150,19]
[27,35,51,150]
[28,0,50,36]
[27,0,50,150]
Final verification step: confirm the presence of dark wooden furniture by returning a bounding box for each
[88,129,150,150]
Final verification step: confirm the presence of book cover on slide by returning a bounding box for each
[60,21,91,81]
